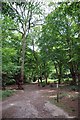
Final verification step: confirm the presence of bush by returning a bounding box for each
[6,79,16,85]
[41,82,46,87]
[24,77,32,84]
[70,85,78,91]
[2,90,15,99]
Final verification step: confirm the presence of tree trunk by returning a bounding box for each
[45,76,48,84]
[69,62,76,85]
[73,63,79,85]
[38,76,42,83]
[19,33,26,89]
[58,76,61,84]
[58,63,62,84]
[54,62,61,84]
[78,73,80,85]
[20,9,32,89]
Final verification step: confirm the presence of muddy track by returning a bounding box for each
[2,84,74,118]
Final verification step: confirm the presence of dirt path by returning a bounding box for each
[2,84,75,118]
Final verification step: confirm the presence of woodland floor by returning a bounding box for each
[0,83,79,119]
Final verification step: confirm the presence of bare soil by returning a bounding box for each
[43,84,78,117]
[1,84,78,118]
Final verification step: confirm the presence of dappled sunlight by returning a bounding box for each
[41,95,57,99]
[40,89,55,93]
[39,90,46,92]
[47,90,55,93]
[20,90,24,93]
[48,95,57,98]
[63,92,78,99]
[10,103,15,106]
[2,0,79,118]
[39,89,50,93]
[75,92,79,94]
[68,95,71,98]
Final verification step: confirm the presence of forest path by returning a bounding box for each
[2,84,73,118]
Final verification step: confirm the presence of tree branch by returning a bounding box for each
[9,2,24,32]
[8,28,23,34]
[9,2,21,17]
[30,23,43,27]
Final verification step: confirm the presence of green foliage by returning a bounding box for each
[2,90,15,99]
[70,85,78,91]
[6,79,16,85]
[1,1,80,86]
[41,81,46,87]
[38,2,80,84]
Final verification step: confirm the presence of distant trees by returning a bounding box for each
[38,2,80,85]
[2,1,80,89]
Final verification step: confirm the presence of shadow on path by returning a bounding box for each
[2,84,75,118]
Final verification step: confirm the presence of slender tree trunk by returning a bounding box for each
[39,76,42,84]
[75,64,80,85]
[69,62,76,85]
[54,62,61,84]
[58,76,61,84]
[45,75,48,84]
[40,65,42,83]
[43,63,48,85]
[58,63,62,84]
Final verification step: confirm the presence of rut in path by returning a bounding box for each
[2,84,74,118]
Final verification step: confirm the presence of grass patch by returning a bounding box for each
[50,96,66,109]
[59,85,79,91]
[2,90,16,100]
[50,96,72,114]
[49,91,78,116]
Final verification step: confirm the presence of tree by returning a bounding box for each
[38,2,80,85]
[1,15,22,88]
[2,1,43,89]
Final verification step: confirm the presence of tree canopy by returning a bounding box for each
[1,1,80,89]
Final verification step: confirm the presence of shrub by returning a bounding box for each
[41,82,46,87]
[6,79,16,85]
[70,85,78,91]
[2,90,15,99]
